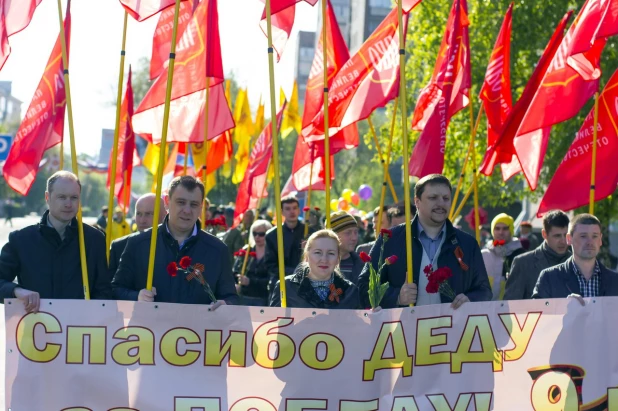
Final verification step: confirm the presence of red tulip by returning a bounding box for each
[303,206,310,212]
[380,228,393,238]
[385,255,398,265]
[359,252,372,263]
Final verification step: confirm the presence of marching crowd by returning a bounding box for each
[0,170,615,313]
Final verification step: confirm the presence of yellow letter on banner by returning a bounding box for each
[230,398,277,411]
[391,397,420,411]
[174,397,220,411]
[16,312,62,363]
[286,399,328,411]
[161,328,201,366]
[499,313,541,362]
[299,333,344,370]
[427,394,472,411]
[530,371,579,410]
[340,400,379,411]
[204,330,246,367]
[112,327,155,365]
[66,326,106,364]
[363,322,413,381]
[252,318,296,369]
[416,317,452,366]
[608,388,618,409]
[452,316,503,373]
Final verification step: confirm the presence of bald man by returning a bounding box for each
[109,194,166,274]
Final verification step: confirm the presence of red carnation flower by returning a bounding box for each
[233,251,240,257]
[359,252,371,263]
[380,228,392,238]
[385,255,398,265]
[249,252,257,258]
[423,264,433,275]
[167,262,178,277]
[179,256,192,269]
[426,280,440,293]
[303,206,310,212]
[314,207,320,211]
[238,249,247,257]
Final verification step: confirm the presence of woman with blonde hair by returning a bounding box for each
[233,219,273,306]
[269,229,360,309]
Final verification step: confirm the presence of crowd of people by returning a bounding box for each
[0,170,615,313]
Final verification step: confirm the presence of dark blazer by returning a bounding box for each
[532,257,618,299]
[504,245,571,300]
[112,217,239,305]
[358,216,492,308]
[232,245,269,304]
[264,222,316,279]
[270,266,360,309]
[109,232,140,275]
[0,211,112,301]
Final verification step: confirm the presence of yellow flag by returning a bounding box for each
[142,143,161,176]
[205,172,217,195]
[233,89,253,143]
[281,81,301,140]
[254,95,265,134]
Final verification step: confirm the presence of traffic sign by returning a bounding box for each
[0,135,13,161]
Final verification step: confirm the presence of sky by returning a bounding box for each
[0,0,318,157]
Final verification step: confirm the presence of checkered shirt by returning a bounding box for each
[572,260,601,298]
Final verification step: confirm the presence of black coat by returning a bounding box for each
[232,245,269,304]
[269,266,360,309]
[340,251,365,285]
[358,216,492,308]
[532,257,618,299]
[112,218,239,305]
[109,232,139,275]
[264,222,315,278]
[0,211,112,301]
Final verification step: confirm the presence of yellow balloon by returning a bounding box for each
[342,188,353,202]
[330,199,339,211]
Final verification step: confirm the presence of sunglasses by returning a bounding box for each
[253,231,266,237]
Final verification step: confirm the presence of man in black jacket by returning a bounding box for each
[358,174,492,309]
[109,193,166,274]
[0,171,112,312]
[112,176,238,307]
[532,214,618,300]
[331,211,364,285]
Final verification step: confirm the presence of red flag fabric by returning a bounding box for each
[302,8,407,142]
[0,0,42,71]
[150,0,195,80]
[479,12,571,181]
[398,0,423,13]
[107,68,140,210]
[2,6,71,196]
[233,103,286,227]
[133,0,234,144]
[119,0,187,22]
[537,68,618,216]
[259,0,318,61]
[570,0,618,57]
[408,0,471,178]
[479,3,512,155]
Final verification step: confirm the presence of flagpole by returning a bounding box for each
[106,10,129,263]
[322,0,331,229]
[449,105,483,220]
[304,148,315,239]
[146,0,183,292]
[59,140,64,170]
[55,0,89,299]
[183,143,189,175]
[469,98,481,244]
[367,117,399,203]
[453,182,474,218]
[265,0,288,307]
[123,169,130,216]
[589,91,599,215]
[201,80,211,224]
[377,97,398,233]
[397,0,413,306]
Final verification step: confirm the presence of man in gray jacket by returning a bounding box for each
[504,210,571,300]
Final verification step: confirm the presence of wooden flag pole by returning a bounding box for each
[146,0,183,292]
[449,105,483,220]
[201,81,211,224]
[322,0,331,228]
[55,0,89,299]
[59,140,64,170]
[397,1,414,306]
[106,10,129,263]
[368,116,398,203]
[469,98,481,244]
[377,97,398,233]
[589,91,599,215]
[183,143,189,175]
[265,0,288,307]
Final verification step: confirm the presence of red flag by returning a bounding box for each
[259,0,318,61]
[133,0,234,144]
[2,5,71,196]
[537,68,618,216]
[119,0,187,22]
[570,0,618,56]
[398,0,423,13]
[150,0,195,80]
[233,103,286,227]
[0,0,42,71]
[107,68,140,210]
[408,0,471,178]
[479,12,571,181]
[479,3,512,155]
[302,8,407,142]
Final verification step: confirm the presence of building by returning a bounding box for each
[295,31,316,105]
[0,81,22,126]
[98,128,114,164]
[317,0,352,48]
[349,0,391,53]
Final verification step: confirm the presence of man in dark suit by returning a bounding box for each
[532,214,618,300]
[109,193,167,274]
[504,210,571,300]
